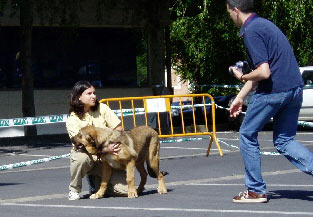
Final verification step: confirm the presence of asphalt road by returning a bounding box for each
[1,130,313,217]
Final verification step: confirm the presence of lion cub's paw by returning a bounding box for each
[158,187,168,194]
[127,190,138,198]
[89,193,102,199]
[137,187,145,195]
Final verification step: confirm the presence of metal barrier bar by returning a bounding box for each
[168,105,174,135]
[118,101,124,129]
[157,112,161,135]
[131,100,136,127]
[99,94,223,156]
[179,98,186,134]
[202,96,209,132]
[191,97,197,133]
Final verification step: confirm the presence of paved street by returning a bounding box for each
[1,130,313,217]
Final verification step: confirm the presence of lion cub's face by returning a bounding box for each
[71,126,99,155]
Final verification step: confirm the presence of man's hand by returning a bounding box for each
[229,97,244,118]
[229,66,244,82]
[103,143,121,155]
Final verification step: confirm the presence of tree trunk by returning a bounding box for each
[194,67,201,94]
[20,0,37,137]
[165,26,173,95]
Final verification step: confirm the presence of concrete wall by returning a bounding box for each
[0,0,170,28]
[0,88,153,137]
[0,0,170,138]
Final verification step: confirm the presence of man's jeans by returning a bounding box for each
[239,86,313,194]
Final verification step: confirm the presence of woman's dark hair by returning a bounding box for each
[69,80,99,119]
[226,0,254,13]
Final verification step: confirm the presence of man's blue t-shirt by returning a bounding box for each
[240,14,303,93]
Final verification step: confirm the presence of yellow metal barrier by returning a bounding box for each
[100,94,223,157]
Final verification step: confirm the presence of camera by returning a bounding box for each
[229,61,250,76]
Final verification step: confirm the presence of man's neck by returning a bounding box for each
[240,12,253,25]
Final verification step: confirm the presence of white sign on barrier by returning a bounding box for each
[145,98,168,113]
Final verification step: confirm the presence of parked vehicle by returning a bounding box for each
[299,66,313,121]
[171,95,234,127]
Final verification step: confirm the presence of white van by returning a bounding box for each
[299,66,313,121]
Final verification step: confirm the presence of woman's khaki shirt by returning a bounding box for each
[66,103,121,143]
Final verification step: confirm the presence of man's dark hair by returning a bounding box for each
[226,0,254,13]
[68,80,99,119]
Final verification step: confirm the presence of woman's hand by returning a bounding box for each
[103,143,121,155]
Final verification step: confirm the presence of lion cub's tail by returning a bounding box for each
[146,163,158,178]
[147,165,169,178]
[146,134,169,178]
[147,163,169,178]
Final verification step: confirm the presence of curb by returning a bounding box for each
[0,134,70,147]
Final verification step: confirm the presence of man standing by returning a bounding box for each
[226,0,313,203]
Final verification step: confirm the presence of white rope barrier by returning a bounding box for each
[1,103,311,128]
[0,153,70,171]
[1,137,283,171]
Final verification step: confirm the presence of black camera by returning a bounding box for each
[229,61,250,76]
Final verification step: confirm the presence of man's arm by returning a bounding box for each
[228,62,270,117]
[230,62,271,82]
[242,62,270,81]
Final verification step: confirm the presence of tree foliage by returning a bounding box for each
[255,0,313,66]
[170,0,243,88]
[170,0,313,93]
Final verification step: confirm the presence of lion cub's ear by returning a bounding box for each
[87,129,100,148]
[71,133,84,150]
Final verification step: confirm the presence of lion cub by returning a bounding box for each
[72,125,167,199]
